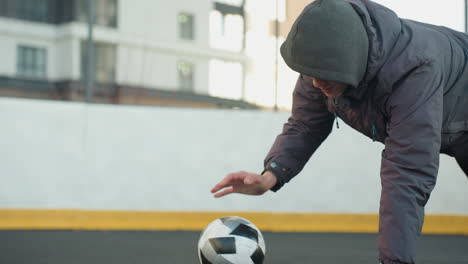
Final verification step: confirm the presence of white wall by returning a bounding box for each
[0,98,466,215]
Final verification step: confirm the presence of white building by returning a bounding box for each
[0,0,259,108]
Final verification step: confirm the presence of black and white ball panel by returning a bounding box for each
[250,246,265,264]
[209,237,236,254]
[198,216,266,264]
[230,223,259,243]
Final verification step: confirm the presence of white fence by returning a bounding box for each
[0,98,466,215]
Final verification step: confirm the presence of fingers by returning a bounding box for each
[210,177,230,193]
[211,171,247,193]
[213,187,234,198]
[211,171,267,198]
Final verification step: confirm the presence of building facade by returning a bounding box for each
[0,0,257,109]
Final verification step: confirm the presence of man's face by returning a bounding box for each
[303,75,348,98]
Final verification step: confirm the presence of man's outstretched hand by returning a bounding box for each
[211,171,278,198]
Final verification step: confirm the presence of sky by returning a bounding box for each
[374,0,465,32]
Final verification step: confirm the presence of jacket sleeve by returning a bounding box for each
[264,75,334,191]
[378,62,443,264]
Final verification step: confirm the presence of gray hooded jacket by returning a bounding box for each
[264,0,468,263]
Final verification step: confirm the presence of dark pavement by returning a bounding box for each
[0,230,467,264]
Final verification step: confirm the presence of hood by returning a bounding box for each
[281,0,402,99]
[280,0,369,88]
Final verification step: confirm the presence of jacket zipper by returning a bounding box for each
[334,112,340,129]
[371,123,377,142]
[333,98,340,129]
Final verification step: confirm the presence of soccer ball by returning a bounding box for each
[198,216,266,264]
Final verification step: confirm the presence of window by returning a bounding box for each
[15,0,49,23]
[76,0,118,28]
[16,45,47,79]
[177,61,194,92]
[178,13,195,40]
[81,41,116,83]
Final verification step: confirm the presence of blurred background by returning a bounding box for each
[0,1,467,262]
[0,0,466,110]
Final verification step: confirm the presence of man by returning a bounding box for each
[211,0,468,263]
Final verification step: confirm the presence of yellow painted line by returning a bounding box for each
[0,209,467,234]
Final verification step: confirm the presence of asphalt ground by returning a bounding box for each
[0,230,467,264]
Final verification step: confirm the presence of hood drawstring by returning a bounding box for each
[333,98,340,129]
[371,123,377,142]
[334,112,340,129]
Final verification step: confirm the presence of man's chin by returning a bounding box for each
[324,91,345,98]
[324,92,338,98]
